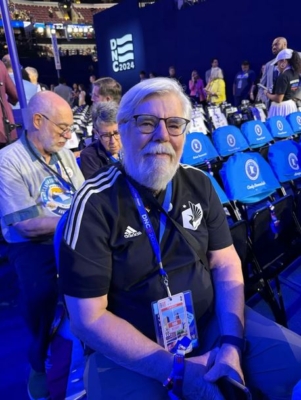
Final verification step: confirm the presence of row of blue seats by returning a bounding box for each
[181,124,301,205]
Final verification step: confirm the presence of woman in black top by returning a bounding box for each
[265,48,301,117]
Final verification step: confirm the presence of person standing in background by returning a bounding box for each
[259,37,288,106]
[54,77,73,105]
[205,67,226,105]
[0,60,18,148]
[205,58,223,85]
[78,84,86,107]
[189,69,206,106]
[232,61,256,106]
[265,49,301,117]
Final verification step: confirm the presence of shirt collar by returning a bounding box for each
[21,133,59,165]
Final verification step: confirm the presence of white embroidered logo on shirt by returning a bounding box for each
[124,226,142,238]
[182,202,203,231]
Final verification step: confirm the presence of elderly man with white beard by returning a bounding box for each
[59,78,301,400]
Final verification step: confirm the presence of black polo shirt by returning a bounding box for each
[60,164,232,340]
[273,68,300,101]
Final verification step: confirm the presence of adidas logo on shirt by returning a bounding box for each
[124,226,142,238]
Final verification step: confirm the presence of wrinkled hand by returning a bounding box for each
[204,344,244,384]
[182,349,224,400]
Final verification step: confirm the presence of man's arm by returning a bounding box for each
[13,216,60,237]
[204,244,245,383]
[65,293,173,382]
[65,293,223,399]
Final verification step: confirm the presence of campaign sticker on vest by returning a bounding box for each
[227,134,236,147]
[182,202,203,231]
[288,153,299,170]
[40,176,73,216]
[245,159,260,181]
[297,116,301,126]
[191,139,202,153]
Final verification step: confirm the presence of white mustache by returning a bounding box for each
[141,143,176,157]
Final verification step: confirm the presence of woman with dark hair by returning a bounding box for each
[265,49,301,117]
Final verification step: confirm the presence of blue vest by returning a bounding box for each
[219,152,280,203]
[181,132,219,165]
[287,112,301,134]
[241,120,273,148]
[265,116,294,139]
[212,125,249,157]
[268,140,301,182]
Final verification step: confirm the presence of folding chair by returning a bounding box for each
[287,112,301,135]
[240,120,273,159]
[212,125,249,158]
[219,151,300,326]
[181,132,222,176]
[265,116,294,140]
[268,139,301,225]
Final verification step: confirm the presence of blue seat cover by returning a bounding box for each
[287,112,301,134]
[219,152,280,203]
[265,116,294,139]
[241,120,273,148]
[212,125,249,157]
[201,170,229,205]
[181,132,219,165]
[268,140,301,183]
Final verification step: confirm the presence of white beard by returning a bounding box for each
[123,142,180,192]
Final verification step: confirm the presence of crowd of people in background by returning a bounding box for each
[136,37,301,119]
[0,35,301,400]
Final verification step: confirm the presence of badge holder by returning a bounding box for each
[152,290,198,354]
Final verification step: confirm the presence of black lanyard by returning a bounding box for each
[25,133,76,193]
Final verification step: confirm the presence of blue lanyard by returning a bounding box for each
[109,155,119,163]
[126,180,172,298]
[106,150,119,163]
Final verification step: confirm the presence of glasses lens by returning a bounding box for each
[136,115,158,134]
[100,132,120,141]
[166,118,187,136]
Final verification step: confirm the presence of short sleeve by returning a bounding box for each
[59,193,112,298]
[0,158,38,224]
[274,74,289,95]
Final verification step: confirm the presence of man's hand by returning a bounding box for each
[204,344,244,384]
[182,349,224,399]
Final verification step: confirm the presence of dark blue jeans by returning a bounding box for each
[8,240,58,372]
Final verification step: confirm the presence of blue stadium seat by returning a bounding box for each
[181,132,219,166]
[201,170,229,205]
[265,116,294,139]
[287,112,301,135]
[219,151,280,203]
[212,125,249,157]
[268,140,301,183]
[241,120,273,149]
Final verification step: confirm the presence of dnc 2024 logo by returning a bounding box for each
[110,34,135,72]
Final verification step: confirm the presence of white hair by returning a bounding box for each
[117,77,192,132]
[210,67,224,80]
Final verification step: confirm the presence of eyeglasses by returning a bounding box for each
[132,114,190,136]
[38,113,77,136]
[96,130,120,142]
